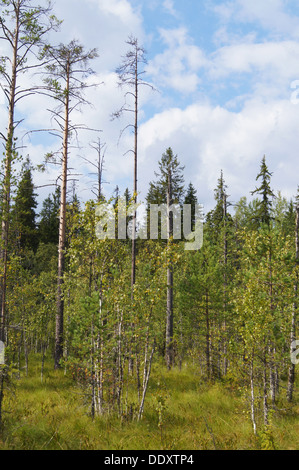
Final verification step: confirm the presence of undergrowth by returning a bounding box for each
[0,355,298,450]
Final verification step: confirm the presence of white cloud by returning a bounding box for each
[147,27,207,94]
[162,0,178,18]
[209,40,299,80]
[137,97,299,211]
[213,0,299,39]
[51,0,144,71]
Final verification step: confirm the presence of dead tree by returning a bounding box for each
[113,35,154,296]
[40,40,98,368]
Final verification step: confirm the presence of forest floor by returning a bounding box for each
[0,355,298,450]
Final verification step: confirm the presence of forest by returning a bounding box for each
[0,0,298,451]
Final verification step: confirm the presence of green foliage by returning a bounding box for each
[251,155,275,227]
[147,147,185,206]
[258,426,276,450]
[38,187,60,245]
[11,158,38,252]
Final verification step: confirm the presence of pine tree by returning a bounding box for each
[41,40,98,369]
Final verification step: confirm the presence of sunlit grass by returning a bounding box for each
[0,355,298,450]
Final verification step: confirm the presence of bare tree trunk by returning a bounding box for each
[96,276,104,415]
[205,290,212,379]
[128,47,138,376]
[131,57,138,295]
[269,347,277,404]
[0,13,19,343]
[287,204,299,401]
[222,192,228,376]
[116,308,124,415]
[263,353,269,427]
[138,341,155,421]
[250,354,257,435]
[55,60,70,369]
[165,168,174,370]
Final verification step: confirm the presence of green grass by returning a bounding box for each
[0,356,298,450]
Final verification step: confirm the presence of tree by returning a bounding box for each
[148,148,185,206]
[147,147,185,369]
[0,0,60,342]
[113,35,153,297]
[206,170,232,239]
[231,226,294,434]
[251,155,275,227]
[287,193,299,401]
[184,182,198,232]
[41,40,98,368]
[81,138,107,202]
[11,157,38,252]
[38,187,60,245]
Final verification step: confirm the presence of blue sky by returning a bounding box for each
[1,0,299,214]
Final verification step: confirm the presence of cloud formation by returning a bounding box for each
[1,0,298,215]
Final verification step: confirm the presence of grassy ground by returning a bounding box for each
[0,356,298,450]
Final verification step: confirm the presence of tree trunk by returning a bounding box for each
[131,57,138,294]
[138,341,155,421]
[287,204,299,401]
[0,12,19,343]
[263,353,269,427]
[205,290,212,379]
[222,192,228,376]
[54,59,70,369]
[128,49,138,376]
[250,355,257,435]
[165,168,174,370]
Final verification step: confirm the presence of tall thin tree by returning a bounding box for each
[287,197,299,401]
[147,147,184,369]
[41,40,98,368]
[113,35,153,296]
[0,0,60,342]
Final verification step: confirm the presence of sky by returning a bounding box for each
[2,0,299,215]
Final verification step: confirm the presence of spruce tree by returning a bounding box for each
[147,147,185,206]
[206,170,232,240]
[38,187,60,245]
[251,155,275,227]
[11,158,38,252]
[184,182,198,232]
[146,148,185,369]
